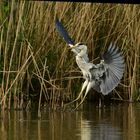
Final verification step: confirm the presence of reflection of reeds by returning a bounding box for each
[0,1,140,110]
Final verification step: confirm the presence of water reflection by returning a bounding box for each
[0,103,140,140]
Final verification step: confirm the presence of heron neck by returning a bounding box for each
[78,50,87,57]
[76,50,89,64]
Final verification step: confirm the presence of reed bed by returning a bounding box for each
[0,1,140,110]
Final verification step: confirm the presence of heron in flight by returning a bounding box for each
[55,18,125,108]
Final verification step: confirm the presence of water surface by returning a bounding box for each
[0,103,140,140]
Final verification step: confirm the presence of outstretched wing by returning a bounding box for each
[90,43,125,95]
[55,18,75,45]
[55,18,90,63]
[55,18,80,54]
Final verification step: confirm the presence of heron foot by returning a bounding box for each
[65,98,80,107]
[65,92,84,106]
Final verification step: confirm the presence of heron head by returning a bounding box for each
[69,42,87,53]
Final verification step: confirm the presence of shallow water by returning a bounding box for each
[0,103,140,140]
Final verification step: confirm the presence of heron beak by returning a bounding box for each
[69,44,76,49]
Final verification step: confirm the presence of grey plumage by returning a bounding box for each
[55,18,125,107]
[90,43,125,95]
[71,43,125,96]
[55,18,75,45]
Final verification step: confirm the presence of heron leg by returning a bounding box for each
[66,80,88,105]
[74,81,93,110]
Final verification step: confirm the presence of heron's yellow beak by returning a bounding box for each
[69,44,76,49]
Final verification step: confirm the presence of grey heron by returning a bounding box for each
[55,19,125,108]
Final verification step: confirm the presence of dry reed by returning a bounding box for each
[0,1,140,110]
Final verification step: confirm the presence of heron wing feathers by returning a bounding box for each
[90,43,125,95]
[55,19,82,55]
[55,18,75,45]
